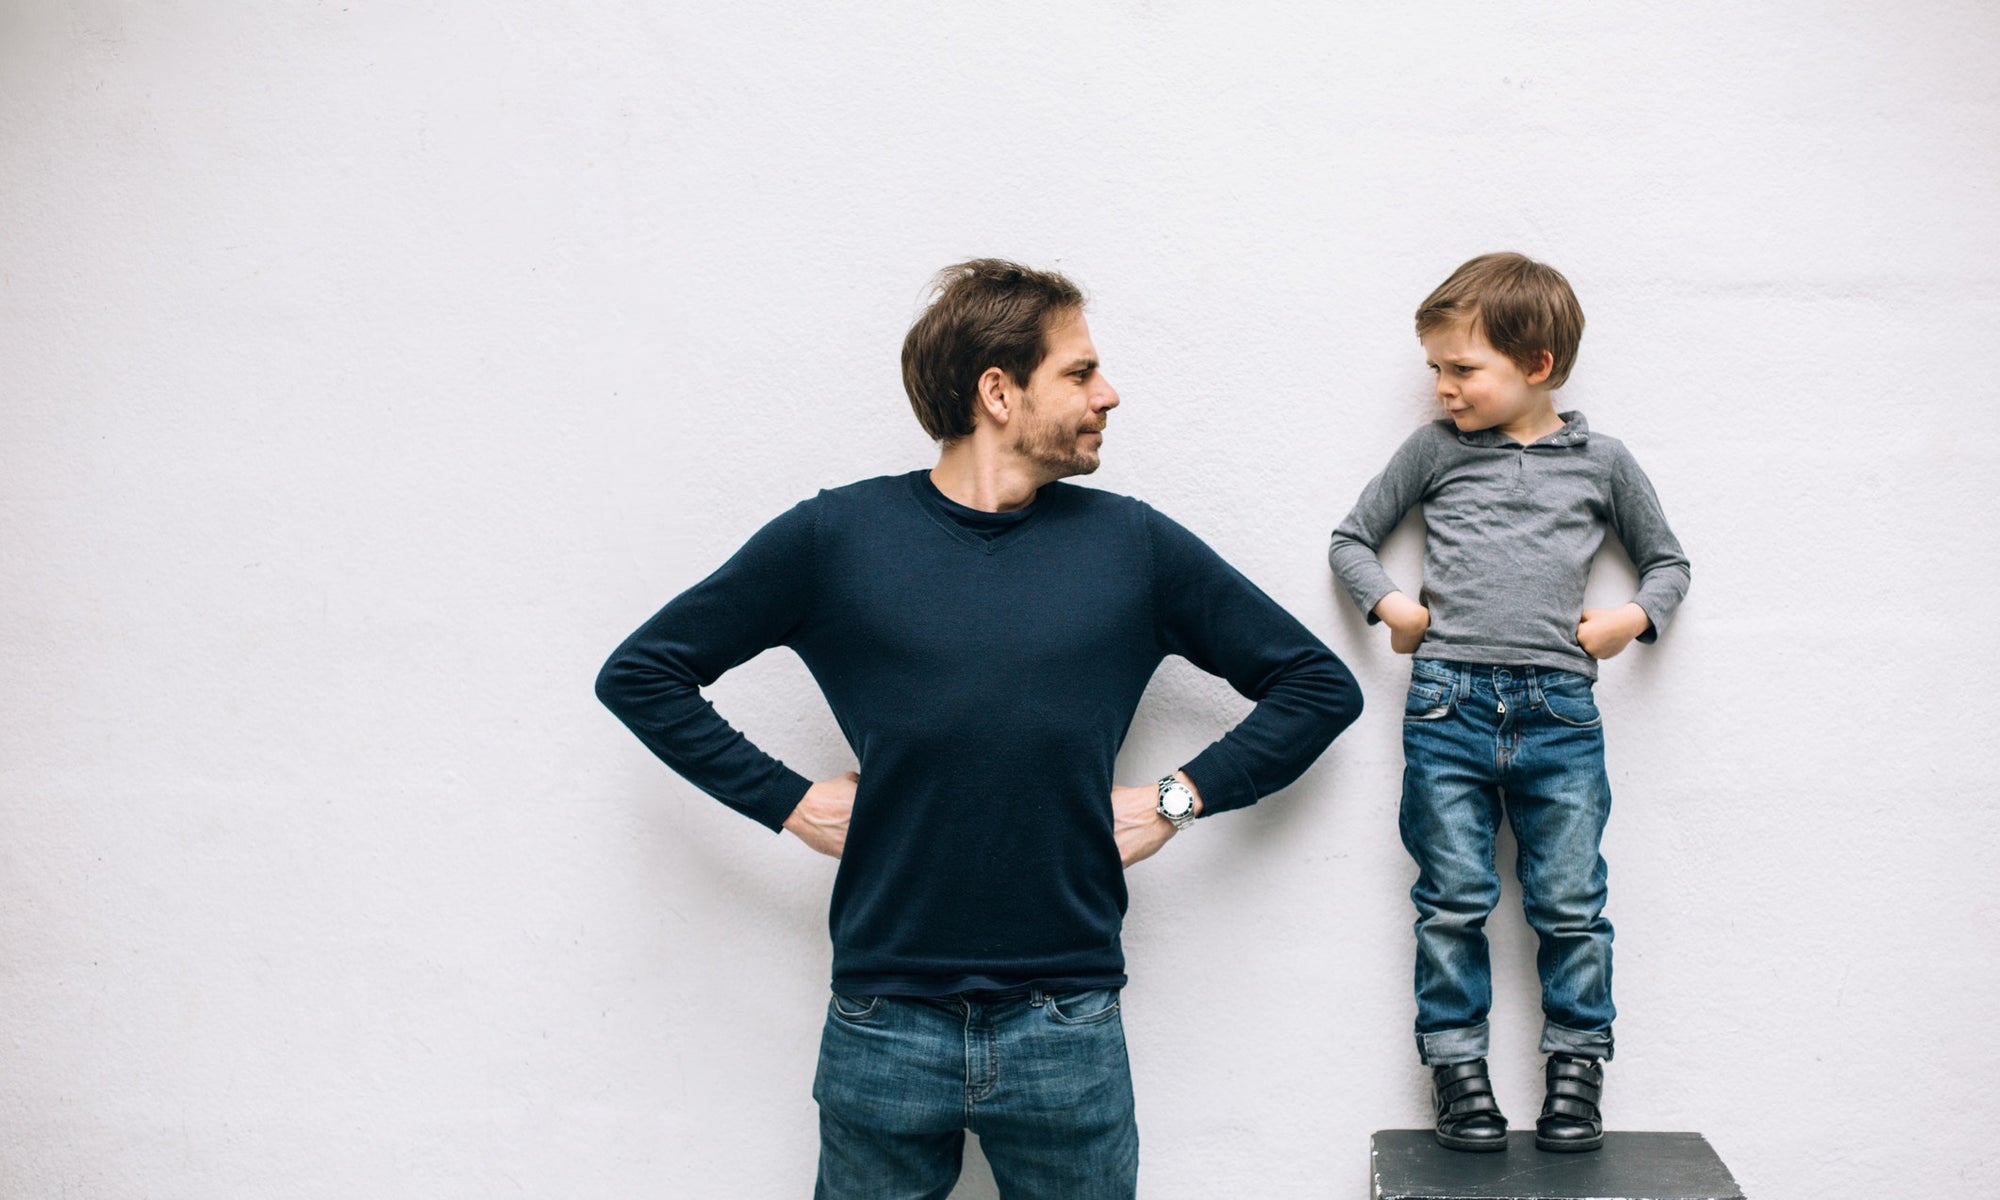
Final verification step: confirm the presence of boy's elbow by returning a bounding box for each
[1327,522,1381,556]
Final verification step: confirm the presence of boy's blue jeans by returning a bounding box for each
[812,987,1138,1199]
[1401,658,1616,1066]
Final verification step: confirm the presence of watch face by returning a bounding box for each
[1160,783,1193,818]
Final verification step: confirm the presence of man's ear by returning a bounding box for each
[1524,349,1555,386]
[976,366,1014,427]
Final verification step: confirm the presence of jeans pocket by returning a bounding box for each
[1405,675,1454,722]
[1043,988,1122,1026]
[829,993,883,1023]
[1538,675,1602,728]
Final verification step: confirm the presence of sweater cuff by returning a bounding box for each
[1356,585,1393,626]
[1631,597,1672,644]
[741,768,816,833]
[1181,745,1258,818]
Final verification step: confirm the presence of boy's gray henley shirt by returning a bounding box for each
[1327,412,1689,680]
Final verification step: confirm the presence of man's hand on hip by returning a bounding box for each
[784,771,858,858]
[1113,772,1202,868]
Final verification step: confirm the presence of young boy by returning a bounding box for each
[1328,253,1689,1153]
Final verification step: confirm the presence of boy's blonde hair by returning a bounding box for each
[1416,252,1585,389]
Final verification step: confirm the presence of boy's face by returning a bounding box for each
[1420,319,1558,443]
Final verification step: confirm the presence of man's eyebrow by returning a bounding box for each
[1067,357,1099,373]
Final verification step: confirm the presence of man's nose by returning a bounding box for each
[1096,378,1121,410]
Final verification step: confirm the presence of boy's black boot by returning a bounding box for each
[1430,1058,1508,1152]
[1534,1053,1605,1152]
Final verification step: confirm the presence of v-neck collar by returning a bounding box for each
[908,470,1047,553]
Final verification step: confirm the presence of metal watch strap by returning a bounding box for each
[1156,775,1196,831]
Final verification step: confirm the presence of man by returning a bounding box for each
[596,259,1361,1198]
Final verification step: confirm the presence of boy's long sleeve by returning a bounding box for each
[1327,427,1436,623]
[1323,415,1686,679]
[1606,448,1691,642]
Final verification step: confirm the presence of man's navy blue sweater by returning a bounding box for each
[597,471,1361,996]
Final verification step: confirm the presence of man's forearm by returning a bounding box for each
[596,502,820,830]
[1179,649,1362,815]
[596,641,815,830]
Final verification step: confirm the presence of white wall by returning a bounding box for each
[3,3,1995,1197]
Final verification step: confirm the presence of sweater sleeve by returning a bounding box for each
[594,500,820,831]
[1327,426,1438,623]
[1147,507,1364,816]
[1605,447,1691,643]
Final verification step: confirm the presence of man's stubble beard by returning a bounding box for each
[1019,397,1102,479]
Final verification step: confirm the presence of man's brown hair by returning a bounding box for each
[1415,252,1586,389]
[902,259,1084,443]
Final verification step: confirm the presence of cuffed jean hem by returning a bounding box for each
[1541,1020,1614,1061]
[1415,1021,1490,1066]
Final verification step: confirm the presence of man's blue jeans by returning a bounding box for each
[812,988,1138,1199]
[1401,659,1616,1066]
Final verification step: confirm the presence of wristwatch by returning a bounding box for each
[1156,775,1197,831]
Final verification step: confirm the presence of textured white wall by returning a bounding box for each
[3,2,1996,1197]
